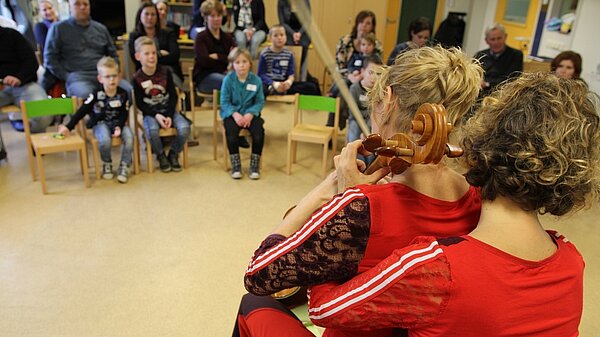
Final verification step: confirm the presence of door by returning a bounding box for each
[494,0,541,55]
[397,0,438,45]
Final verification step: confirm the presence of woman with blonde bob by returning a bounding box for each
[307,73,600,336]
[235,46,484,337]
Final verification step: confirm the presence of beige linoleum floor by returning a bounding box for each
[1,102,599,337]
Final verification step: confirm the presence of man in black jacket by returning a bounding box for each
[0,26,52,136]
[474,23,523,97]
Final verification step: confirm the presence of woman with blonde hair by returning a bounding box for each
[235,46,484,337]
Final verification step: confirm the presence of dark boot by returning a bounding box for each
[230,153,242,179]
[157,152,171,172]
[249,154,260,180]
[168,150,182,172]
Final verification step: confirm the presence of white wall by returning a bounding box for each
[124,0,137,33]
[462,0,497,56]
[570,0,600,93]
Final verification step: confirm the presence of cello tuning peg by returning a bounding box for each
[445,144,463,157]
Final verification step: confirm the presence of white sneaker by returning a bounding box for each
[249,171,260,180]
[117,163,129,184]
[102,162,113,180]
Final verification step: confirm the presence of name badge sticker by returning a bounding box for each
[280,60,289,67]
[246,84,257,92]
[354,60,362,67]
[359,94,368,102]
[109,100,122,108]
[141,80,153,89]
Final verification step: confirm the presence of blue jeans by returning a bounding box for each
[0,82,53,133]
[234,29,266,59]
[143,112,190,155]
[93,123,134,165]
[197,72,226,93]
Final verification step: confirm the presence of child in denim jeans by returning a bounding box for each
[58,56,134,183]
[132,36,190,173]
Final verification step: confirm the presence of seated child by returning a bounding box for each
[257,24,320,96]
[220,47,265,180]
[132,36,190,173]
[347,55,383,165]
[346,32,377,83]
[58,56,133,183]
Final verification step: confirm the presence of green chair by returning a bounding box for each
[20,98,90,194]
[287,94,340,177]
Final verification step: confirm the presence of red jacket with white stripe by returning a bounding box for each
[245,183,481,337]
[308,231,584,337]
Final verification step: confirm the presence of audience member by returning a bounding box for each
[0,26,52,133]
[154,0,181,37]
[0,0,36,46]
[190,0,228,39]
[257,24,320,96]
[44,0,124,98]
[552,50,584,82]
[307,73,598,337]
[193,0,236,93]
[474,23,523,96]
[328,10,382,130]
[132,36,190,173]
[33,0,58,55]
[232,0,268,59]
[277,0,310,81]
[58,57,133,184]
[128,2,183,87]
[387,16,431,65]
[346,55,382,165]
[346,32,378,80]
[236,46,484,337]
[220,47,265,180]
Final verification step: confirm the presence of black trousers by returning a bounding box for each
[223,115,265,155]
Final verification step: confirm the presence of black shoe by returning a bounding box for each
[157,152,171,172]
[0,148,7,161]
[168,150,182,172]
[239,136,250,149]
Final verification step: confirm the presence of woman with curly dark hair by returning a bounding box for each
[307,73,600,336]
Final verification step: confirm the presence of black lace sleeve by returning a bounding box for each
[245,197,371,295]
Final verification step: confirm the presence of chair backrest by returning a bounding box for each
[287,45,303,81]
[293,94,340,129]
[20,97,79,142]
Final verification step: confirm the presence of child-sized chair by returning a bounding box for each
[20,98,91,194]
[287,94,340,177]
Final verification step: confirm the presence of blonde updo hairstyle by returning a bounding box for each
[369,46,483,138]
[462,73,600,216]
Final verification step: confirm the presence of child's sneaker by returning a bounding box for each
[102,162,114,180]
[117,162,130,184]
[157,152,171,172]
[230,153,242,179]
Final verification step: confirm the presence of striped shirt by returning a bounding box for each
[257,47,295,85]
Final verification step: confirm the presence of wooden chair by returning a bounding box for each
[132,91,189,173]
[188,66,219,148]
[287,94,340,177]
[20,98,91,194]
[82,102,138,180]
[0,105,20,115]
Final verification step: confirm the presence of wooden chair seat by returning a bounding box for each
[1,105,20,114]
[265,94,296,104]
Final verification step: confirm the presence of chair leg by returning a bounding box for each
[183,142,189,169]
[80,147,91,188]
[322,144,329,178]
[331,137,338,168]
[92,142,101,180]
[133,129,141,175]
[292,140,298,163]
[35,153,47,194]
[28,146,37,181]
[145,137,153,174]
[213,122,218,161]
[286,137,293,175]
[222,127,229,171]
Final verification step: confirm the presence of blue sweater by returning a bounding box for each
[44,18,117,81]
[220,71,265,119]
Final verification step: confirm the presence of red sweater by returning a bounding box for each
[309,231,584,337]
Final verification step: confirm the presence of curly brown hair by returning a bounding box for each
[462,73,600,216]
